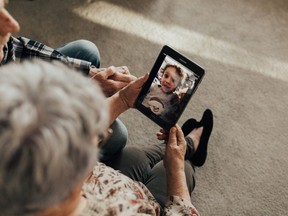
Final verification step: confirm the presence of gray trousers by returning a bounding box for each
[106,137,196,209]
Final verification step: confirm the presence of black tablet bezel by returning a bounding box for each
[135,45,205,131]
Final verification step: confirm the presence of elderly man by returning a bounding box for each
[0,0,138,162]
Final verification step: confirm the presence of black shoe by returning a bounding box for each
[181,118,198,161]
[192,109,213,167]
[181,118,198,137]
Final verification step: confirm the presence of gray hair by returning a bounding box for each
[0,60,108,215]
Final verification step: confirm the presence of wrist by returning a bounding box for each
[166,170,190,200]
[166,168,185,178]
[115,91,129,111]
[106,92,129,125]
[165,161,185,176]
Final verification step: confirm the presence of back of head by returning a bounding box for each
[0,60,108,215]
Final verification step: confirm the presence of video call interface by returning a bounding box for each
[141,55,200,118]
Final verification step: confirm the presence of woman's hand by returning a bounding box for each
[156,128,168,143]
[90,66,137,97]
[118,73,149,109]
[164,125,191,203]
[106,73,148,125]
[164,125,187,173]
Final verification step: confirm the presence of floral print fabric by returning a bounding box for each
[80,162,199,216]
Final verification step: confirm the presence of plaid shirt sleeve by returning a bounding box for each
[6,36,92,75]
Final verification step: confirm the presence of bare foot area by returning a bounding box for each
[188,127,203,152]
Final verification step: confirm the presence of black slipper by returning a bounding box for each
[192,109,213,167]
[181,118,198,137]
[181,118,198,161]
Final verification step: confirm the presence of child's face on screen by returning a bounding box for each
[161,66,181,93]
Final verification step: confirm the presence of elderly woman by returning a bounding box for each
[0,60,213,215]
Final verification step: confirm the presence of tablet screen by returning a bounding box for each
[135,45,204,130]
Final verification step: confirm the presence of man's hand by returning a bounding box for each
[89,66,137,97]
[164,125,187,173]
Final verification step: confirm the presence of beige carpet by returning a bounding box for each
[8,0,288,215]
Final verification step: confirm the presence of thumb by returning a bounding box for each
[167,127,177,147]
[134,73,149,88]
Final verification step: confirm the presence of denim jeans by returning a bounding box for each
[56,40,128,162]
[56,39,101,68]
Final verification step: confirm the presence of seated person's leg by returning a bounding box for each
[182,109,213,167]
[105,112,208,184]
[105,146,151,183]
[144,160,195,208]
[56,39,100,68]
[106,144,165,182]
[57,40,129,160]
[99,119,128,162]
[144,112,213,208]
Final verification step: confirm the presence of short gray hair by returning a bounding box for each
[0,60,108,215]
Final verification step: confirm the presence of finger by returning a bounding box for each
[159,128,167,134]
[89,68,102,78]
[133,73,149,89]
[156,132,166,140]
[156,131,164,136]
[91,67,115,79]
[117,66,130,75]
[157,128,168,138]
[111,72,136,82]
[104,66,116,78]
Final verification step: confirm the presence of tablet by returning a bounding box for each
[135,45,205,131]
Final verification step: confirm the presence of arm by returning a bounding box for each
[9,36,92,71]
[16,37,136,96]
[164,125,190,200]
[163,125,200,216]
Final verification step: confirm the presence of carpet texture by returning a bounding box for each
[8,0,288,215]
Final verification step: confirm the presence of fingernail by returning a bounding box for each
[170,127,176,133]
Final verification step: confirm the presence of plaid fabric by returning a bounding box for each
[1,36,91,74]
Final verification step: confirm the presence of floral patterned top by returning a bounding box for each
[80,162,199,216]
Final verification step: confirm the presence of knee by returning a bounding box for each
[184,161,196,192]
[99,119,128,161]
[76,40,98,51]
[113,121,128,153]
[73,39,101,67]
